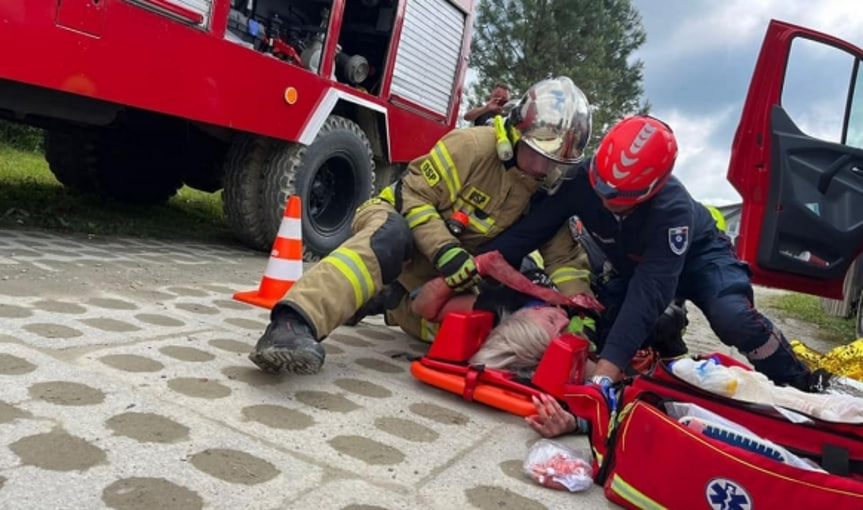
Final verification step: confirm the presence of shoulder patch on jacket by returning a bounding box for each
[668,226,689,255]
[420,160,440,187]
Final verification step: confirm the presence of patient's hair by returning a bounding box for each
[469,307,555,371]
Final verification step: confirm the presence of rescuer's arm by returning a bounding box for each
[538,224,594,298]
[594,208,692,380]
[398,130,479,260]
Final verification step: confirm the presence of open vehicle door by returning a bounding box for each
[728,19,863,300]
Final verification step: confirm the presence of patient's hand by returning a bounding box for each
[525,394,577,438]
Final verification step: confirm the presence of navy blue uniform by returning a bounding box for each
[479,164,809,386]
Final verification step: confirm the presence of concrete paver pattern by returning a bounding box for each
[0,229,619,509]
[1,228,832,509]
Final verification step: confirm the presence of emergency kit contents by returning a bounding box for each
[565,354,863,508]
[670,357,863,422]
[523,439,593,492]
[668,402,825,472]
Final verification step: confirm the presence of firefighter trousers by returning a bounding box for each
[274,201,438,341]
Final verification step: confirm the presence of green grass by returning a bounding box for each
[763,292,856,343]
[0,142,234,244]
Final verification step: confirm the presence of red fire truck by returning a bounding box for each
[0,0,474,259]
[729,19,863,336]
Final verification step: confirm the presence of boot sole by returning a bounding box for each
[248,347,324,375]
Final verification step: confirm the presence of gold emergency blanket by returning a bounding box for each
[791,338,863,381]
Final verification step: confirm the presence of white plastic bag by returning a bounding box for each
[523,439,593,492]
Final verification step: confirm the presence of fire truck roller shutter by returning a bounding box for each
[261,115,375,261]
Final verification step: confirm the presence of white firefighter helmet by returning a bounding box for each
[508,76,592,164]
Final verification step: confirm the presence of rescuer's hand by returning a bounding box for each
[434,245,482,292]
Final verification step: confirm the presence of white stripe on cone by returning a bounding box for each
[276,217,302,240]
[263,258,304,281]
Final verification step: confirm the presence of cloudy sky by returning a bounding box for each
[631,0,863,205]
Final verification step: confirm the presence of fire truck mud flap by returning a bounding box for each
[262,115,375,261]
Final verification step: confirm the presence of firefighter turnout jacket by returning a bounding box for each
[278,127,593,342]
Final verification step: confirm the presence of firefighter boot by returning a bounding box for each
[249,306,325,375]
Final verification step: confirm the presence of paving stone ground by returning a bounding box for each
[0,228,831,510]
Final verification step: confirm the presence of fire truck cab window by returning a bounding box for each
[781,37,861,150]
[225,0,394,93]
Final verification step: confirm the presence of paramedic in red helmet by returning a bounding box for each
[481,115,820,397]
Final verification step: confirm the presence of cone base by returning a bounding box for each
[233,282,294,310]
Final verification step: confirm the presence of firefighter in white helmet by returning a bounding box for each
[249,76,595,375]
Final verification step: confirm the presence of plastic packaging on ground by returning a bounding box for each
[523,439,593,492]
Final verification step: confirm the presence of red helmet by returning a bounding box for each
[589,115,678,208]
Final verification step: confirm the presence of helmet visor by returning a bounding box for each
[517,142,565,178]
[589,160,658,203]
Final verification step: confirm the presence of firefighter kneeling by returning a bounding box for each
[249,76,595,375]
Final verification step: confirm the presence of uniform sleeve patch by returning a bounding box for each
[668,226,689,255]
[420,160,441,187]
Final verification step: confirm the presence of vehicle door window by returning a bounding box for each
[847,64,863,149]
[781,37,861,149]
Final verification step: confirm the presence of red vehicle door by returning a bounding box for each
[728,19,863,299]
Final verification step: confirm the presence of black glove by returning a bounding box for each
[434,245,482,292]
[650,301,689,358]
[522,268,557,290]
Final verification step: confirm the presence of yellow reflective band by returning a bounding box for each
[451,199,494,235]
[466,212,494,234]
[420,319,439,342]
[378,185,396,205]
[550,267,591,285]
[706,205,727,232]
[609,473,667,510]
[431,141,461,202]
[406,205,440,229]
[324,248,374,308]
[527,250,544,268]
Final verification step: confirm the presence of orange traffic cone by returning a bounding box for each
[234,195,304,309]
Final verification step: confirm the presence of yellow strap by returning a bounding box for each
[323,247,375,308]
[405,204,440,229]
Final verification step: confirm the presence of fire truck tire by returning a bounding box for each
[262,115,375,261]
[221,135,275,252]
[97,130,185,204]
[43,130,99,193]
